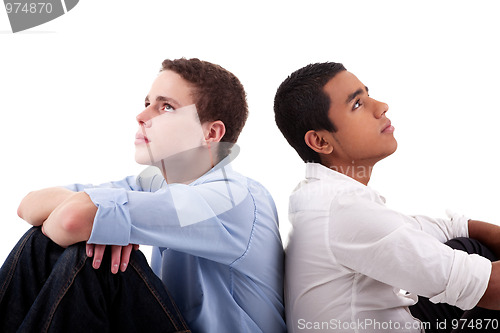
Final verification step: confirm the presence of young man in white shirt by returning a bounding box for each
[274,62,500,332]
[1,58,286,333]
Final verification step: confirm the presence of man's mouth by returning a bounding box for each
[135,132,150,144]
[381,120,395,134]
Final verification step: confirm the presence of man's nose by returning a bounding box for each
[374,100,389,119]
[136,107,155,127]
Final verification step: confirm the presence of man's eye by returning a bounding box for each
[353,99,362,110]
[161,104,175,112]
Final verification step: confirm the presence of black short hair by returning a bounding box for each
[274,62,346,163]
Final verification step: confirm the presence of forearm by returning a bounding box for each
[18,187,75,226]
[468,220,500,258]
[477,261,500,310]
[42,191,97,247]
[468,220,500,309]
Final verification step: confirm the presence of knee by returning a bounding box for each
[445,237,473,251]
[21,226,63,252]
[445,237,497,261]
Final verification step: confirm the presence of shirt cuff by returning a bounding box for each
[446,209,470,238]
[84,187,132,246]
[429,250,491,310]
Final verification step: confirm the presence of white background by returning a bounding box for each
[1,0,500,264]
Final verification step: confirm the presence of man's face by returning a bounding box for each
[322,70,397,165]
[134,70,205,165]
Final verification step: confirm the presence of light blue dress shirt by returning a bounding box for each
[65,159,286,333]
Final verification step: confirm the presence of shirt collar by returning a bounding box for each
[136,156,234,191]
[306,162,366,186]
[189,156,234,186]
[305,162,385,201]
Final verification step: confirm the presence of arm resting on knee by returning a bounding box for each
[18,187,75,226]
[477,261,500,310]
[42,192,97,247]
[468,220,500,258]
[469,220,500,309]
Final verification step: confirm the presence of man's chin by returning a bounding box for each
[373,141,398,163]
[389,139,398,155]
[134,152,153,166]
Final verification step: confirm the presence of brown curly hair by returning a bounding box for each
[161,58,248,145]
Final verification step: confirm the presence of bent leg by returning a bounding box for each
[19,242,190,333]
[1,227,190,333]
[0,227,66,331]
[106,248,190,332]
[16,235,110,332]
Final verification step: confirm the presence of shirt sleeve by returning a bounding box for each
[85,177,257,265]
[63,176,140,192]
[328,191,491,310]
[410,210,469,242]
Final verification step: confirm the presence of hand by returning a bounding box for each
[86,243,139,274]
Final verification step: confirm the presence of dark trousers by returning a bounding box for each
[410,237,499,332]
[0,227,191,333]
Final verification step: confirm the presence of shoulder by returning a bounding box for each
[213,169,279,222]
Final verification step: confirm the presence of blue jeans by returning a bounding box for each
[0,227,190,333]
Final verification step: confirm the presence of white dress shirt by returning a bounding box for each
[285,163,491,333]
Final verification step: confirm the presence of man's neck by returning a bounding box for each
[156,146,216,184]
[323,159,375,185]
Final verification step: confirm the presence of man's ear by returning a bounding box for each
[203,120,226,143]
[304,130,334,155]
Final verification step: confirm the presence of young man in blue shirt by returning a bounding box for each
[2,58,286,333]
